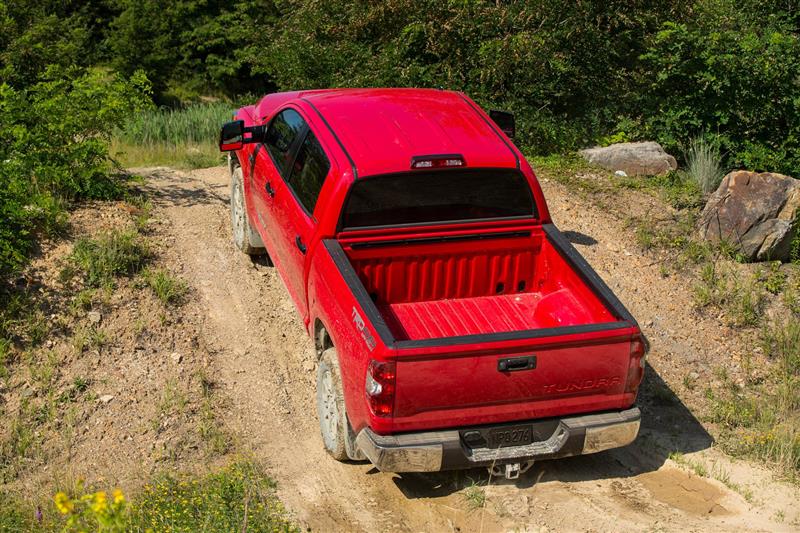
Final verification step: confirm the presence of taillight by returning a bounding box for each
[625,336,647,393]
[410,154,465,169]
[366,360,396,417]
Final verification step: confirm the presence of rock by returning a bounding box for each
[87,311,102,324]
[698,171,800,262]
[98,394,114,404]
[580,142,677,176]
[615,170,628,177]
[170,352,183,364]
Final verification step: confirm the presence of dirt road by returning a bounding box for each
[139,166,799,532]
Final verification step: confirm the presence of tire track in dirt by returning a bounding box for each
[136,166,798,533]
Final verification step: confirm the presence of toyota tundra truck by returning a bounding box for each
[218,88,647,479]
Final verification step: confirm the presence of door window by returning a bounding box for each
[265,109,306,177]
[287,131,330,215]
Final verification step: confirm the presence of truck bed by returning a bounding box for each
[342,226,616,342]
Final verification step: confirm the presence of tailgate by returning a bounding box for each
[391,336,636,432]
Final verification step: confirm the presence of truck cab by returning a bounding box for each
[220,88,646,479]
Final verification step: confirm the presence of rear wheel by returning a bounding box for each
[230,166,265,256]
[316,348,362,461]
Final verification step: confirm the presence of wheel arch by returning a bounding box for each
[314,317,334,358]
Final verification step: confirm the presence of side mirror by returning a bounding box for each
[489,110,516,140]
[219,120,245,151]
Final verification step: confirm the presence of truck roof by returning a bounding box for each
[255,88,519,178]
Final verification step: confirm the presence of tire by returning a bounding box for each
[316,348,362,461]
[230,166,265,256]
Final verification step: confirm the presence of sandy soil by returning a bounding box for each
[127,165,799,532]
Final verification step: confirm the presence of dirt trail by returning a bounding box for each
[138,166,799,532]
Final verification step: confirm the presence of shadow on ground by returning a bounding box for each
[563,230,598,246]
[389,363,712,499]
[132,169,228,207]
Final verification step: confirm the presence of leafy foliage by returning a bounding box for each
[640,1,800,174]
[0,68,150,284]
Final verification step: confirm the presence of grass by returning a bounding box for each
[0,461,297,532]
[140,267,188,306]
[196,371,231,457]
[112,141,223,169]
[685,136,725,196]
[113,102,231,169]
[693,261,767,327]
[69,229,149,288]
[706,317,800,481]
[462,479,487,511]
[668,452,755,502]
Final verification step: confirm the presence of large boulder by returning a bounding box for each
[698,171,800,262]
[580,141,677,176]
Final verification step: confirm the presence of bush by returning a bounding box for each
[640,2,800,175]
[0,67,151,286]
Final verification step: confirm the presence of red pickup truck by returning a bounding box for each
[219,88,646,479]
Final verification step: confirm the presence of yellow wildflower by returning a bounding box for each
[54,492,74,515]
[112,488,125,505]
[91,491,108,513]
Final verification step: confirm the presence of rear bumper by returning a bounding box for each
[355,407,640,472]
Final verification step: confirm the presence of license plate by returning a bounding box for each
[487,424,534,448]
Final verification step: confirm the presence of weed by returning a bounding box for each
[0,400,41,481]
[758,262,787,295]
[29,350,59,390]
[72,326,107,355]
[153,380,188,432]
[708,318,800,480]
[141,268,188,306]
[0,338,10,383]
[784,279,800,316]
[70,288,96,314]
[693,262,725,307]
[195,371,229,456]
[70,230,148,288]
[59,377,91,403]
[463,479,486,511]
[129,197,153,233]
[685,136,725,196]
[729,280,765,327]
[25,311,48,346]
[683,373,697,391]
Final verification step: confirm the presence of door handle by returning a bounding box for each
[265,181,275,197]
[295,235,307,255]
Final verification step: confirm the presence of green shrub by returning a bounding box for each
[0,67,151,286]
[640,3,800,175]
[70,230,148,288]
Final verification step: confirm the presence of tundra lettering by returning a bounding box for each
[542,377,622,394]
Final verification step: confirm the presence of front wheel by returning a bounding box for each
[316,348,362,461]
[230,166,265,256]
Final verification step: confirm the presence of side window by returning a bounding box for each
[288,131,330,214]
[264,109,306,176]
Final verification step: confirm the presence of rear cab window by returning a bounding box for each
[341,169,537,230]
